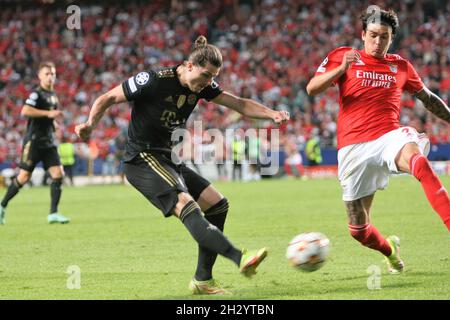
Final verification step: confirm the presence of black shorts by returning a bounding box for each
[19,140,61,172]
[124,151,211,217]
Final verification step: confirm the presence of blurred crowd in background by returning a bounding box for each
[0,0,449,176]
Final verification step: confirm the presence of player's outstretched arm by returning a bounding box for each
[75,84,127,140]
[415,87,450,124]
[306,50,360,96]
[212,91,290,124]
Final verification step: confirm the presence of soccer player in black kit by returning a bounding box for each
[0,62,70,225]
[75,36,289,295]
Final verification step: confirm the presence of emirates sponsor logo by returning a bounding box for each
[356,70,397,88]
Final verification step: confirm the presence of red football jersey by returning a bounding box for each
[315,47,424,149]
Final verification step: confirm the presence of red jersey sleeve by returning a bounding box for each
[314,47,352,85]
[403,60,424,94]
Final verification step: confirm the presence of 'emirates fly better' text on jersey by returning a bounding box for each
[315,47,424,149]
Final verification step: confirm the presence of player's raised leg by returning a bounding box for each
[396,143,450,230]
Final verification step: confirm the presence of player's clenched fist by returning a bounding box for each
[75,123,93,141]
[273,110,290,124]
[340,49,361,71]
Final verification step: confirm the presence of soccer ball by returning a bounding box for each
[286,232,330,272]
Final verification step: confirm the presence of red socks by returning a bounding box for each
[347,153,449,256]
[349,224,392,257]
[296,164,305,176]
[284,163,293,176]
[284,164,305,177]
[410,153,450,231]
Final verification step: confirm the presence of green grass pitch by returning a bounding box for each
[0,176,449,299]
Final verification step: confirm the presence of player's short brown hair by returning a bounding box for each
[361,8,399,35]
[39,61,55,70]
[188,36,223,68]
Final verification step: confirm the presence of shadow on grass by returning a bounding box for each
[152,275,429,300]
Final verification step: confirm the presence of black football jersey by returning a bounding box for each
[121,66,223,160]
[23,86,59,147]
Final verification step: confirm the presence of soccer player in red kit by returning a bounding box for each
[307,8,450,273]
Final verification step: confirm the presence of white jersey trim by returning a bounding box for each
[128,77,137,93]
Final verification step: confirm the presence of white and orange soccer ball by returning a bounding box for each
[286,232,330,272]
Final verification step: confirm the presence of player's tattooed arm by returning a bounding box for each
[415,87,450,123]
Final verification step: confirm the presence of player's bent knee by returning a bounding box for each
[178,192,195,206]
[48,166,64,180]
[49,171,64,180]
[396,143,421,173]
[179,199,201,222]
[17,171,31,185]
[172,192,196,218]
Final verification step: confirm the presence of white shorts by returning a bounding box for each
[338,127,430,201]
[286,153,302,165]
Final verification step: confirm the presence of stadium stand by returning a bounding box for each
[0,0,448,179]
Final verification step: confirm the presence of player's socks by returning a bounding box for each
[1,178,23,208]
[181,200,241,266]
[349,223,392,256]
[410,153,450,230]
[195,198,229,281]
[50,178,63,214]
[284,163,293,176]
[295,164,305,176]
[0,206,6,225]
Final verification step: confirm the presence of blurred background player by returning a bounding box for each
[58,134,75,186]
[307,8,450,273]
[247,131,262,181]
[75,36,289,294]
[0,62,70,225]
[305,129,323,166]
[232,131,245,181]
[215,139,228,181]
[284,137,305,179]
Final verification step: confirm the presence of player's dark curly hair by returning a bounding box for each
[188,35,223,68]
[360,8,399,35]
